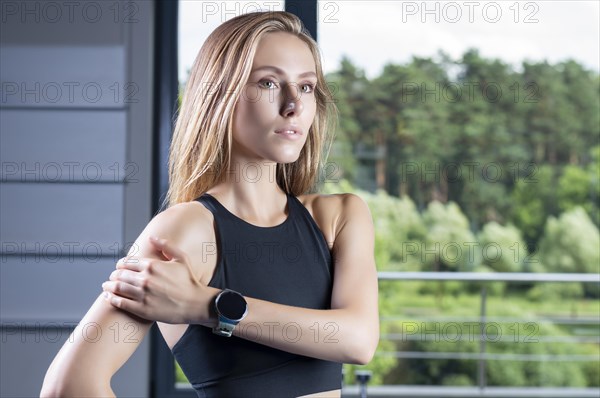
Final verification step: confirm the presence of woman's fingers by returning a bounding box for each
[148,236,187,262]
[115,256,147,272]
[104,268,147,301]
[109,269,143,285]
[103,292,149,320]
[102,279,144,301]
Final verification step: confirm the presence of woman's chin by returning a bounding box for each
[280,155,303,164]
[272,151,302,164]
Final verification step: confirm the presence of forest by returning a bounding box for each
[319,49,599,387]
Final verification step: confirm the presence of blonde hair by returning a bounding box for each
[162,11,338,210]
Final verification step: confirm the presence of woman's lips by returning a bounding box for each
[274,128,303,140]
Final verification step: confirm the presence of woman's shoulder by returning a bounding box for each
[298,192,369,245]
[143,200,216,255]
[169,198,215,220]
[143,200,218,281]
[299,192,366,215]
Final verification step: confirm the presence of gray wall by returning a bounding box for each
[1,1,155,396]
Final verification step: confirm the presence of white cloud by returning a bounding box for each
[179,0,600,82]
[317,0,600,77]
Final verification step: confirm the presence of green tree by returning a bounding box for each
[364,190,426,269]
[558,165,593,213]
[557,146,600,225]
[538,207,600,297]
[509,165,557,247]
[477,222,527,272]
[452,49,530,228]
[324,57,365,182]
[421,201,479,272]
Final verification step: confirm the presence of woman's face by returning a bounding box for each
[231,32,318,164]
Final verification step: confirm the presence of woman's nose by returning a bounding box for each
[280,84,304,117]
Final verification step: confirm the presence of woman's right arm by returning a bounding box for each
[40,202,210,397]
[40,293,152,397]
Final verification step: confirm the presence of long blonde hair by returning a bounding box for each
[163,11,338,210]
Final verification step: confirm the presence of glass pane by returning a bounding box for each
[317,0,600,392]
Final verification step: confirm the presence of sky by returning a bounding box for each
[178,0,600,82]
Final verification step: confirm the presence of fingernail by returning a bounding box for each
[150,235,159,241]
[103,291,110,300]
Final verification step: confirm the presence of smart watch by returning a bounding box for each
[212,288,248,337]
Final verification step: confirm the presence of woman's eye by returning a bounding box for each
[257,80,314,93]
[259,80,278,89]
[301,83,315,93]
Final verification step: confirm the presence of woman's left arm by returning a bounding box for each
[104,193,379,365]
[229,193,379,364]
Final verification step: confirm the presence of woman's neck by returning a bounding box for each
[207,163,289,224]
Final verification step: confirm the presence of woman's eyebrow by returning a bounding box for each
[251,65,317,78]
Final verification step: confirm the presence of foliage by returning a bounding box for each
[321,180,599,388]
[175,359,189,384]
[477,222,527,273]
[509,165,557,247]
[364,190,426,268]
[421,201,479,272]
[557,146,600,225]
[325,52,600,251]
[378,287,599,388]
[537,207,600,297]
[538,207,600,274]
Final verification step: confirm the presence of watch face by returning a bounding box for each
[216,290,247,321]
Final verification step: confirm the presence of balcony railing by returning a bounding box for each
[341,272,600,398]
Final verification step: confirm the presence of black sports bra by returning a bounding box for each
[171,192,343,397]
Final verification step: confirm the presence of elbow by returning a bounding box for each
[40,387,61,398]
[40,371,113,398]
[40,380,62,398]
[346,329,379,365]
[348,343,377,366]
[39,386,54,398]
[40,382,114,398]
[40,373,72,398]
[40,368,64,398]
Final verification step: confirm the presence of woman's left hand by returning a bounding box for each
[101,236,215,326]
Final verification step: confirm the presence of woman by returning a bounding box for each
[41,11,379,398]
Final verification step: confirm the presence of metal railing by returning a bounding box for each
[341,272,600,398]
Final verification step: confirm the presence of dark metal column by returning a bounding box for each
[150,1,184,397]
[286,0,318,40]
[152,0,179,215]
